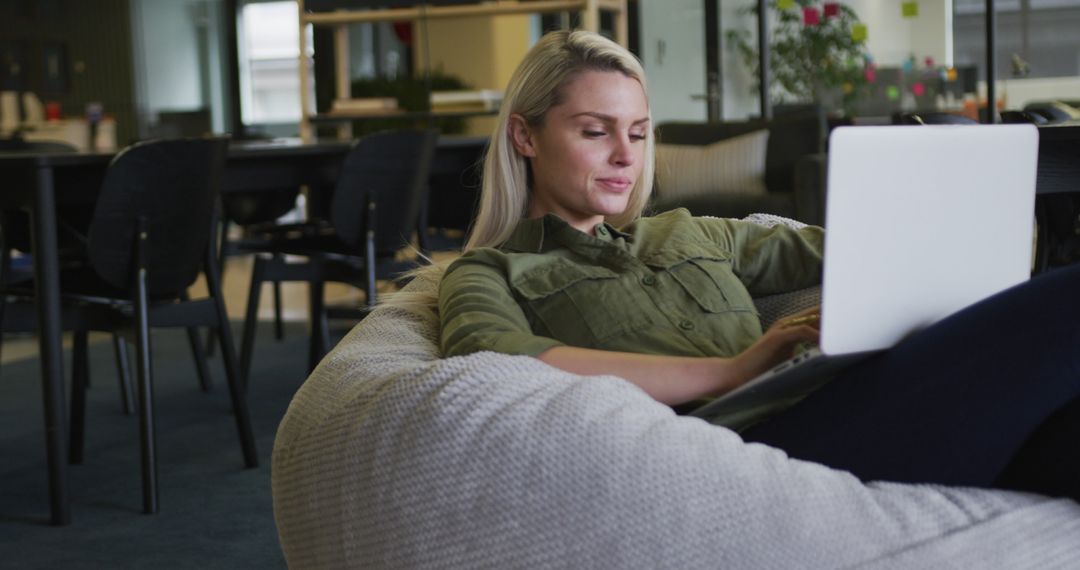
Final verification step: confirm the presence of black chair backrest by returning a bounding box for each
[1000,110,1048,125]
[893,112,979,125]
[1023,102,1076,123]
[331,129,438,254]
[87,137,229,296]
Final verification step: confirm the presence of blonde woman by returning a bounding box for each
[424,30,1080,500]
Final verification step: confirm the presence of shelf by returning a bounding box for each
[311,109,499,123]
[296,0,628,142]
[303,1,597,25]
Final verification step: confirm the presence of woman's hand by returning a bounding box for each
[724,306,821,392]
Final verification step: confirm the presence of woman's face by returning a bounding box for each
[510,70,649,233]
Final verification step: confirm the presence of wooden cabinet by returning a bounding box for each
[296,0,628,141]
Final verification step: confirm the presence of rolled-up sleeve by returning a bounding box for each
[697,218,824,297]
[438,255,566,358]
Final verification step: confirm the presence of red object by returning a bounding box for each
[823,3,840,18]
[45,101,61,121]
[924,56,935,68]
[803,6,821,25]
[912,82,926,97]
[392,22,413,45]
[865,68,876,83]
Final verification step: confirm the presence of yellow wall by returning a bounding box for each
[415,15,531,135]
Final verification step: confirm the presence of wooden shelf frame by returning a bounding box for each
[296,0,628,141]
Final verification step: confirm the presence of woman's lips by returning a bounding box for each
[596,177,632,191]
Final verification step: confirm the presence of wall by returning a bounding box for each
[0,0,138,145]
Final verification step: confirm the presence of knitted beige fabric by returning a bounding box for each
[272,216,1080,569]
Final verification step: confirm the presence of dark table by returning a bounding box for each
[0,138,349,526]
[1,134,489,525]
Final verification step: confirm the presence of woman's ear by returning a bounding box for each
[508,113,537,158]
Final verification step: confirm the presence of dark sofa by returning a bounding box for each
[651,107,829,226]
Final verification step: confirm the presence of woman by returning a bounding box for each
[424,30,1080,500]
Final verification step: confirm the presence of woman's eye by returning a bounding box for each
[629,133,647,142]
[583,130,606,138]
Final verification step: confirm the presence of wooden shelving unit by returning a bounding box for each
[296,0,628,141]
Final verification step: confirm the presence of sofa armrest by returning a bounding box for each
[793,153,827,226]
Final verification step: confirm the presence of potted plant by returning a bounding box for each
[727,0,872,116]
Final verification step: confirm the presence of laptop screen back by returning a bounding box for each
[820,125,1039,355]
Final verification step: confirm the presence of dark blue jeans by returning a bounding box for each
[742,263,1080,500]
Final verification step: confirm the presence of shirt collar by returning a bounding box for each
[500,214,630,253]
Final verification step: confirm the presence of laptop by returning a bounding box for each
[690,124,1040,426]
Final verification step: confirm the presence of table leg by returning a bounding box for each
[29,164,70,526]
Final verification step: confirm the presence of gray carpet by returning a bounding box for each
[0,322,336,569]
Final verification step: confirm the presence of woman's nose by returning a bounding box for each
[610,135,635,166]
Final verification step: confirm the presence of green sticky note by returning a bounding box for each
[777,0,795,9]
[902,1,919,18]
[851,23,868,42]
[886,86,900,100]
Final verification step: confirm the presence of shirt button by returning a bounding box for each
[641,275,657,286]
[678,320,695,330]
[596,225,607,235]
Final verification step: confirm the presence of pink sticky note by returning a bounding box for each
[865,68,877,83]
[912,82,926,97]
[803,6,820,25]
[924,56,935,68]
[823,3,840,18]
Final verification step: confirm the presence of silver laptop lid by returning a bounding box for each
[820,124,1039,355]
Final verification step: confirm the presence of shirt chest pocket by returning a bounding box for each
[510,261,649,346]
[646,245,756,315]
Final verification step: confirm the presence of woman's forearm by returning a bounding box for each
[536,346,738,405]
[534,314,821,406]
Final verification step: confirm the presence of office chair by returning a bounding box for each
[1,137,259,514]
[238,129,438,384]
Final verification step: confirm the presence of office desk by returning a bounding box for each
[0,139,349,526]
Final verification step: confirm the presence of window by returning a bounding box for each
[954,0,1080,79]
[238,0,313,125]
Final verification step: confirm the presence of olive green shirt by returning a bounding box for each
[439,209,824,360]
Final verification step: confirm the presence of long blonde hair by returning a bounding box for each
[389,30,655,320]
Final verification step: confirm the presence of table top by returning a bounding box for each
[0,138,353,166]
[0,135,487,166]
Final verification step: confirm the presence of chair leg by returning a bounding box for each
[69,330,89,465]
[308,278,329,373]
[240,255,267,390]
[273,275,284,341]
[205,219,232,358]
[0,294,7,369]
[181,289,214,392]
[133,265,159,514]
[187,326,213,392]
[113,334,135,415]
[205,250,259,469]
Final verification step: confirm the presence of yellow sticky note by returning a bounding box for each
[851,23,868,42]
[902,1,919,18]
[778,0,796,9]
[946,67,958,82]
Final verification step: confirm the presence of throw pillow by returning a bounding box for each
[654,129,769,200]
